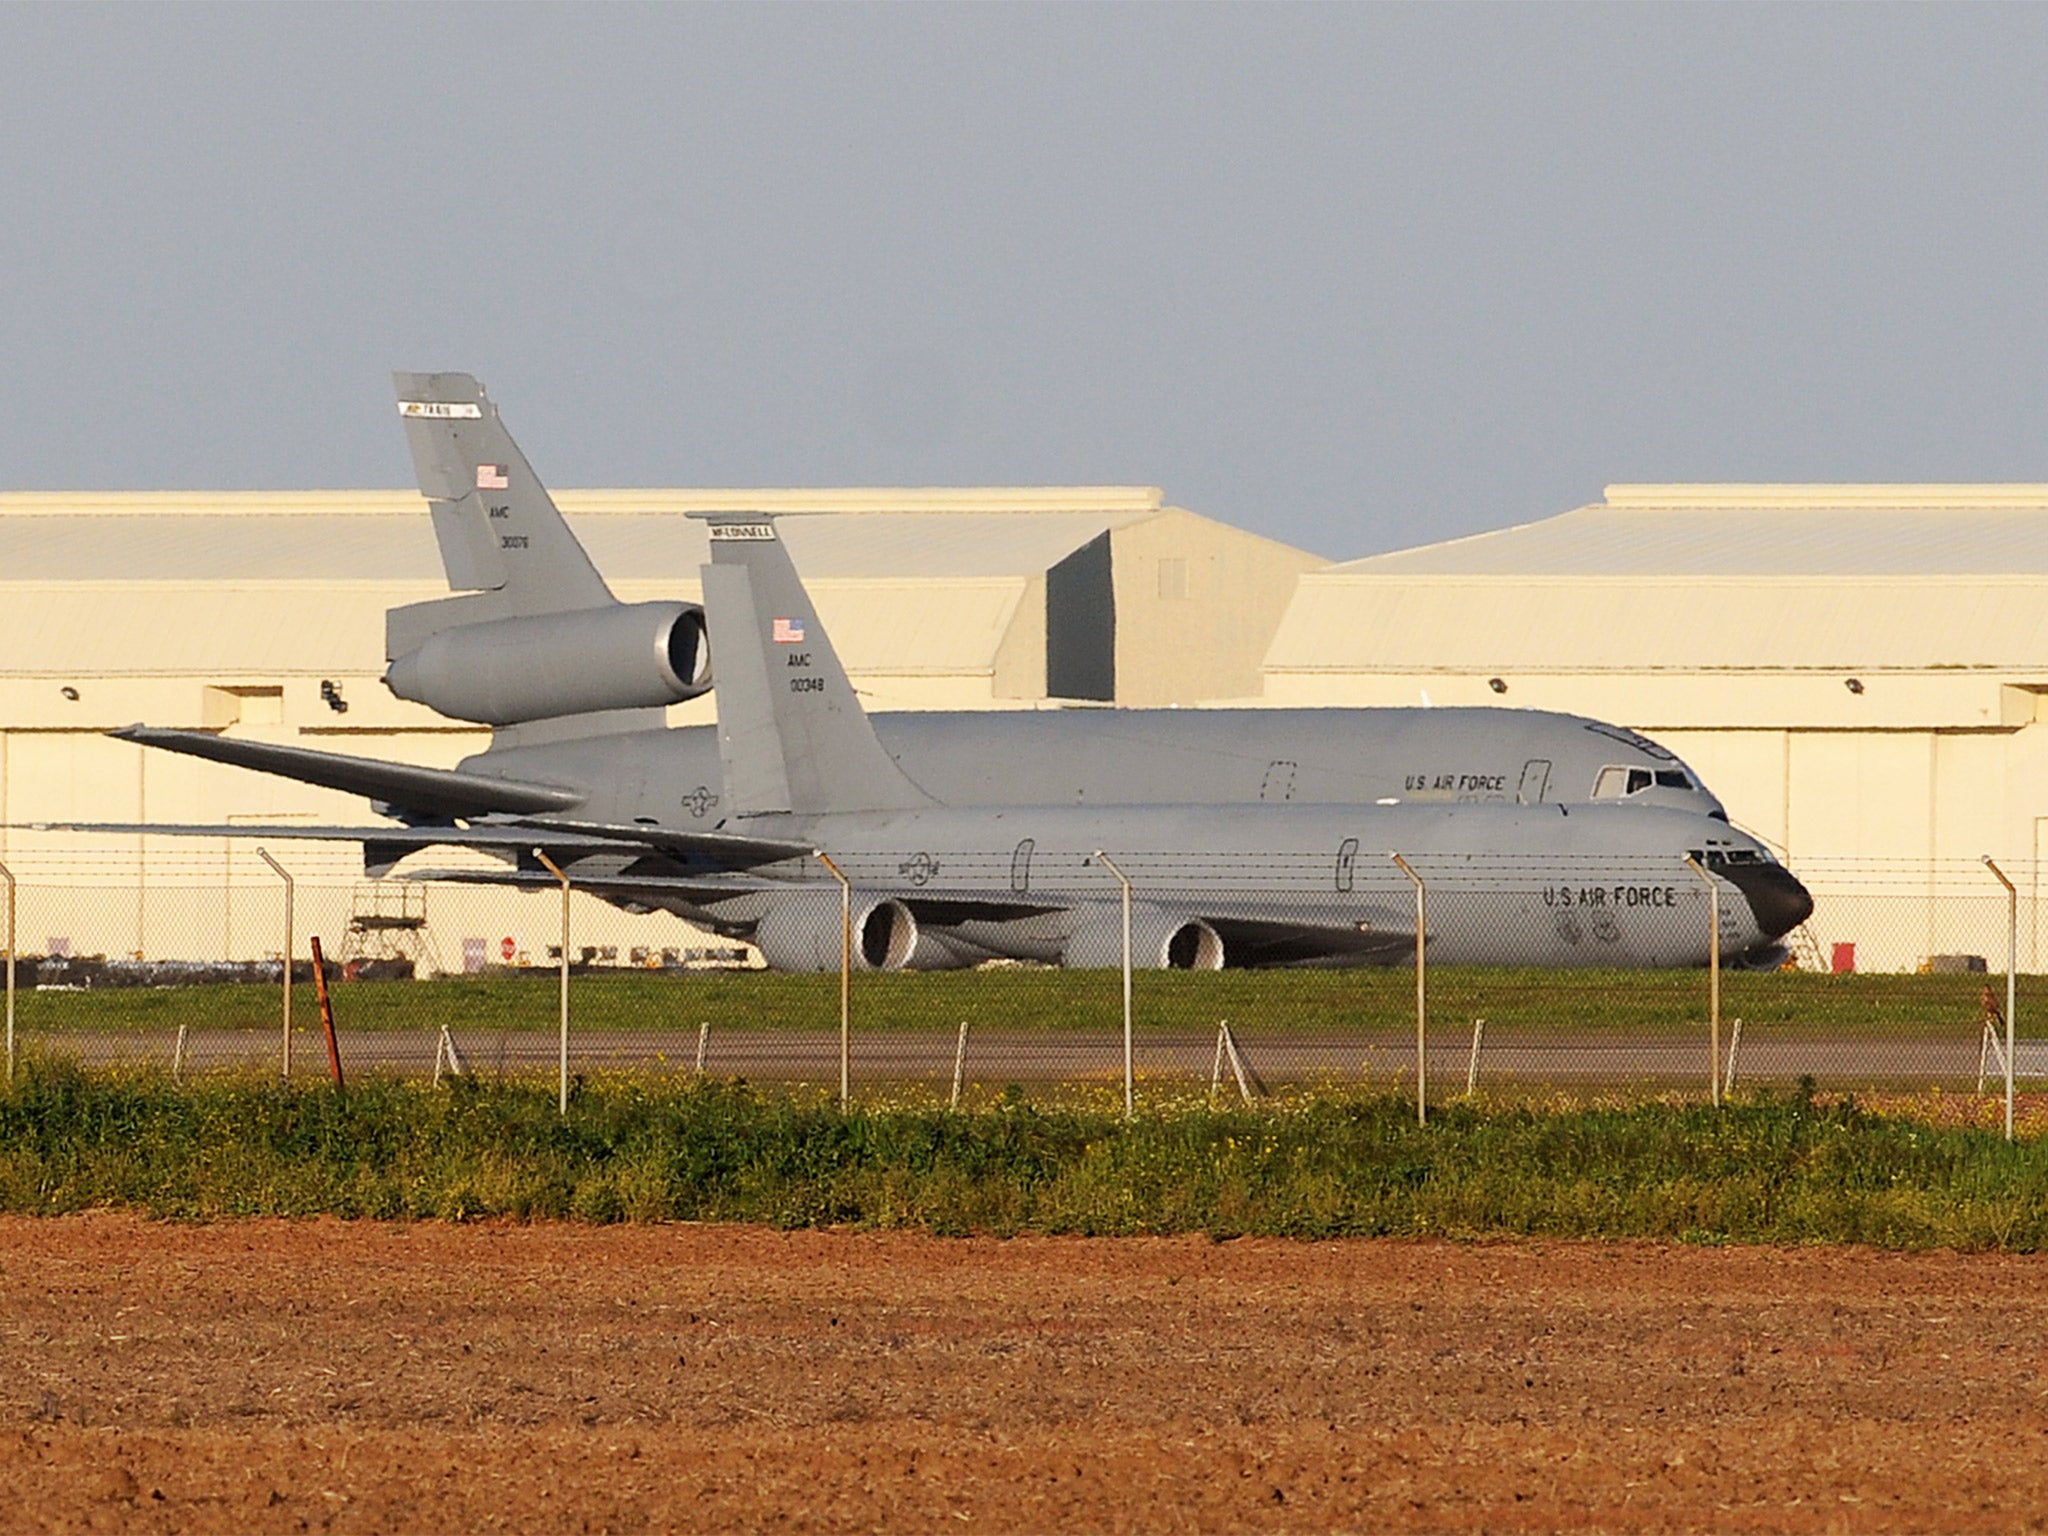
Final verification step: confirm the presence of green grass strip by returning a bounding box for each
[13,965,2044,1037]
[2,1061,2046,1248]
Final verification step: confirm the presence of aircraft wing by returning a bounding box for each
[26,818,816,872]
[523,819,816,864]
[109,725,584,818]
[1200,912,1418,968]
[32,820,637,853]
[405,864,773,903]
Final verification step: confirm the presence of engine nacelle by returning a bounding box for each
[384,601,710,726]
[753,893,976,972]
[1062,907,1226,970]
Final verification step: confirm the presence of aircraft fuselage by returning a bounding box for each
[575,799,1804,972]
[468,705,1725,828]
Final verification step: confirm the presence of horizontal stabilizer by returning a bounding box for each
[110,725,584,819]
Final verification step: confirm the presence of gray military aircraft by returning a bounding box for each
[62,507,1811,970]
[605,513,1808,971]
[114,372,1729,840]
[186,508,1800,972]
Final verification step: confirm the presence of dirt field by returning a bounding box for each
[2,1219,2047,1533]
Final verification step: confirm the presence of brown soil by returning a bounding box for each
[2,1218,2046,1533]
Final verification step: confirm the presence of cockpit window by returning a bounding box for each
[1689,847,1774,869]
[1595,764,1698,798]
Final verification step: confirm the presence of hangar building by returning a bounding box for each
[16,477,2041,975]
[0,487,1320,963]
[1265,484,2048,970]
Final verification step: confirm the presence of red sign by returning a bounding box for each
[501,936,516,962]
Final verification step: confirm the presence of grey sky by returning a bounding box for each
[2,4,2044,559]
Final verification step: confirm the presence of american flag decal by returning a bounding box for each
[772,617,806,643]
[476,464,509,490]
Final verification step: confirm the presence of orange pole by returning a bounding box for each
[309,936,345,1091]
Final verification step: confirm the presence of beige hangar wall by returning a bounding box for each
[1264,486,2048,972]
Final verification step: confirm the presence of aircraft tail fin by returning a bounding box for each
[698,516,935,816]
[390,372,615,624]
[389,374,672,746]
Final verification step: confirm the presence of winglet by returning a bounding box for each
[697,515,935,816]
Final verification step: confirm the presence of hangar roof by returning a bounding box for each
[1270,486,2048,677]
[0,489,1319,710]
[0,489,1165,583]
[1335,485,2048,578]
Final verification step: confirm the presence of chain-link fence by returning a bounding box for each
[2,844,2043,1132]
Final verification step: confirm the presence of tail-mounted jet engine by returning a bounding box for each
[1062,907,1226,970]
[753,893,977,972]
[384,602,711,726]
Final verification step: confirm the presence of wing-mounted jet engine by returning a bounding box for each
[752,890,980,972]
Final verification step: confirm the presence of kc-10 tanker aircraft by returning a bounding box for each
[48,374,1813,970]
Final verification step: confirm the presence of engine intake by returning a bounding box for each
[753,894,975,972]
[385,602,710,726]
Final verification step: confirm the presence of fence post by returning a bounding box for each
[309,935,345,1092]
[1095,852,1135,1119]
[1684,856,1721,1108]
[436,1022,467,1082]
[815,852,851,1111]
[1217,1020,1255,1105]
[533,850,572,1116]
[1984,856,2018,1142]
[1391,854,1426,1126]
[0,857,14,1086]
[951,1020,969,1109]
[256,848,293,1079]
[1466,1017,1484,1098]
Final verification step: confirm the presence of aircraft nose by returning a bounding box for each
[1726,863,1815,940]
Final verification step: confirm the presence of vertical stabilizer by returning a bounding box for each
[391,372,614,618]
[698,516,934,816]
[387,373,671,746]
